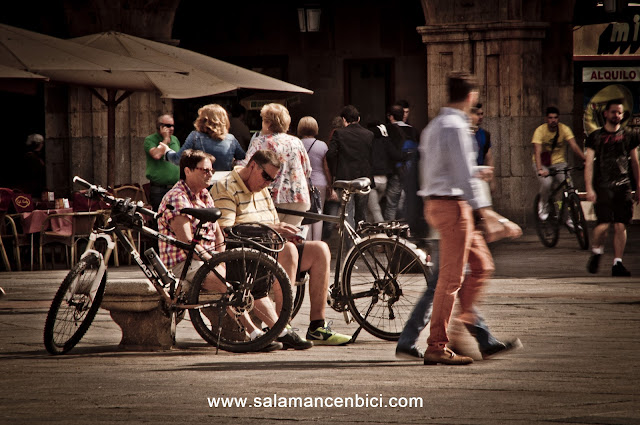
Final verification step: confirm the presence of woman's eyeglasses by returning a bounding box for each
[194,167,214,175]
[161,123,175,128]
[257,163,275,182]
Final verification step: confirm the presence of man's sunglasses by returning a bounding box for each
[161,123,175,128]
[257,163,275,182]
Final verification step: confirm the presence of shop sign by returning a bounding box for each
[573,14,640,57]
[583,67,640,82]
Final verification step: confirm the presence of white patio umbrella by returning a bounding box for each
[0,24,181,77]
[0,24,187,187]
[70,31,313,98]
[0,64,49,94]
[0,64,48,80]
[69,31,313,186]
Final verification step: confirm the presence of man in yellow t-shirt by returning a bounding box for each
[531,106,586,219]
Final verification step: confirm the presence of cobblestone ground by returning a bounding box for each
[1,227,639,424]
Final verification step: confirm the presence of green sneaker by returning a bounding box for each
[306,321,351,346]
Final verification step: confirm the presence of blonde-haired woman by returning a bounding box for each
[242,103,311,227]
[297,116,334,241]
[164,104,245,171]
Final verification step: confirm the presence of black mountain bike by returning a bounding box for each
[534,166,589,250]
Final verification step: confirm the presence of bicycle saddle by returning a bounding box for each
[181,207,222,223]
[333,178,371,192]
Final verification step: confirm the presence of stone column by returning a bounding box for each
[417,21,548,224]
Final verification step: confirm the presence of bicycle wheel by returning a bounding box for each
[534,194,560,248]
[568,192,589,250]
[43,252,107,355]
[291,283,305,320]
[342,236,428,341]
[188,248,292,353]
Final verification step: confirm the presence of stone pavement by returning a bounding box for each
[0,227,639,424]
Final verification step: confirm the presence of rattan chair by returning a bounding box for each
[1,212,32,271]
[38,211,104,269]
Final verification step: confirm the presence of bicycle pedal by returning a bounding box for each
[343,310,353,324]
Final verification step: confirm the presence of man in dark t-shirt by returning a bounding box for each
[585,99,640,276]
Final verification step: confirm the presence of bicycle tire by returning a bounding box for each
[188,248,292,353]
[342,236,428,341]
[534,194,560,248]
[291,283,305,320]
[43,252,107,355]
[568,192,589,250]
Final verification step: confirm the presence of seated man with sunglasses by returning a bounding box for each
[212,150,352,347]
[145,114,181,212]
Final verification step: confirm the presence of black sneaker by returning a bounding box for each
[612,262,631,277]
[278,329,313,350]
[395,345,425,359]
[587,253,601,274]
[480,338,523,360]
[259,341,284,352]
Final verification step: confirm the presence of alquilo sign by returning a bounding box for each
[583,67,640,82]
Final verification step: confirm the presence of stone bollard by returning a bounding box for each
[100,278,175,351]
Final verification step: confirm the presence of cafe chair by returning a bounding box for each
[142,183,151,208]
[0,212,31,271]
[39,211,103,270]
[113,184,148,205]
[0,213,13,271]
[112,184,151,264]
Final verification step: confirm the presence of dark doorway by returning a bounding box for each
[344,59,394,126]
[0,89,45,190]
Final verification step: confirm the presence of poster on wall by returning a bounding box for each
[582,66,640,135]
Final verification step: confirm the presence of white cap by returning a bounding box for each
[26,133,44,147]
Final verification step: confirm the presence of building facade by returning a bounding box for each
[2,0,638,224]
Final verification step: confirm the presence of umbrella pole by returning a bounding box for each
[90,88,133,188]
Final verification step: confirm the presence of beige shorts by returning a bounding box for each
[172,259,204,294]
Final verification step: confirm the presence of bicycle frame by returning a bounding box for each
[85,213,229,314]
[546,169,578,226]
[277,185,429,329]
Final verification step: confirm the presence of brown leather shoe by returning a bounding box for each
[424,347,474,365]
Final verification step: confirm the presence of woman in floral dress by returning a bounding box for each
[242,103,311,227]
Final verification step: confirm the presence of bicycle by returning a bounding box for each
[534,166,589,250]
[43,176,292,355]
[277,177,431,342]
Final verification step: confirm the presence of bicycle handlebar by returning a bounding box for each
[73,176,157,220]
[544,165,585,177]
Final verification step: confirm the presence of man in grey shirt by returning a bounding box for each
[418,72,520,365]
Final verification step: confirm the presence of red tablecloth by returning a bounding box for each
[21,208,74,235]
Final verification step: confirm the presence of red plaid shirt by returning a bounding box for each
[157,180,219,268]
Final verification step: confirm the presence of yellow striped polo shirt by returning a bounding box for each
[210,168,279,229]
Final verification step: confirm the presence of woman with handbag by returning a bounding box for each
[298,116,335,241]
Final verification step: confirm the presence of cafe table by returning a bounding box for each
[13,207,73,270]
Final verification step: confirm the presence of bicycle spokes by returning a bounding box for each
[343,238,428,340]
